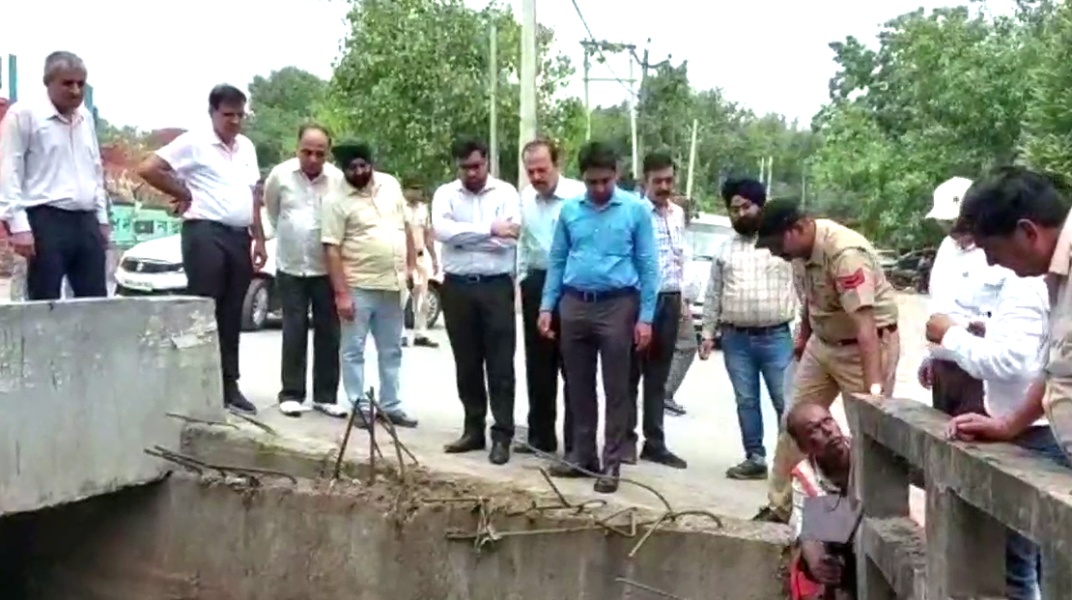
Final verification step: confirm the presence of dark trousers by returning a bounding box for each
[559,289,639,467]
[277,272,340,405]
[932,359,985,417]
[25,206,107,300]
[441,273,517,443]
[520,269,572,453]
[181,220,252,393]
[627,291,681,450]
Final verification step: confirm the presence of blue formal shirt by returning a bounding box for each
[540,187,659,322]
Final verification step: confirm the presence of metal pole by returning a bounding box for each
[488,19,499,178]
[518,0,537,189]
[582,45,591,141]
[629,57,639,181]
[685,118,699,199]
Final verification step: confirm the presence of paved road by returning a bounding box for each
[234,293,932,518]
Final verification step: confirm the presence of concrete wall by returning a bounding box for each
[0,297,223,516]
[17,476,789,600]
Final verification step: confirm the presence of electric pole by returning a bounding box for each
[488,19,499,178]
[685,118,699,199]
[518,0,537,189]
[579,40,636,166]
[628,57,638,181]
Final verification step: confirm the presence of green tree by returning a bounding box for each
[246,67,328,170]
[321,0,576,187]
[1021,0,1072,181]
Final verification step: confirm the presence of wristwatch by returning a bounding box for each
[869,383,883,396]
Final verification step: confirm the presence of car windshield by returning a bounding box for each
[686,222,733,260]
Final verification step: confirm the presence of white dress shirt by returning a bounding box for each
[0,101,109,233]
[155,130,260,228]
[432,177,520,276]
[518,176,585,280]
[263,157,342,276]
[928,236,992,321]
[939,268,1049,424]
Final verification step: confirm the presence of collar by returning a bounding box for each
[286,157,327,182]
[47,102,85,125]
[208,130,240,153]
[345,173,380,196]
[646,197,678,215]
[455,177,499,195]
[806,219,830,265]
[1049,211,1072,276]
[582,186,624,207]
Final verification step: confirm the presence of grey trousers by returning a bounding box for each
[664,313,697,399]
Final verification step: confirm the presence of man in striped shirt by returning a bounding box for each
[699,178,797,480]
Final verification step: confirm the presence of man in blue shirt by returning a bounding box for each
[538,141,659,494]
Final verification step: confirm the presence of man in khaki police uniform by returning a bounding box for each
[753,199,900,523]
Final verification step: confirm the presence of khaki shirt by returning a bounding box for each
[800,219,898,342]
[403,201,430,253]
[1043,214,1072,444]
[321,172,408,291]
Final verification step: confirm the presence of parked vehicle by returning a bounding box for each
[684,213,734,341]
[882,248,936,293]
[115,234,443,332]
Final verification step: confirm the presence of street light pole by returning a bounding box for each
[518,0,537,189]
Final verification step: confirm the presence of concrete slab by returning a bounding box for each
[0,297,223,515]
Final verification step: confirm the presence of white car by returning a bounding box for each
[684,213,734,338]
[114,233,443,332]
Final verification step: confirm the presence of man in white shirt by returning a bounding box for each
[401,178,439,349]
[433,136,521,466]
[0,51,111,300]
[927,266,1060,600]
[137,84,267,415]
[516,138,585,456]
[263,124,343,418]
[919,183,990,416]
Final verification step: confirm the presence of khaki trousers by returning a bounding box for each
[402,253,433,337]
[767,330,900,516]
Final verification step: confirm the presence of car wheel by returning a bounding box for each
[425,285,441,329]
[241,278,271,331]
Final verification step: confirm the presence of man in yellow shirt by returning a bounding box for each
[322,141,418,428]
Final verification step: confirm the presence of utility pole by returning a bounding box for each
[488,19,499,178]
[518,0,537,189]
[685,118,699,199]
[578,40,636,149]
[765,156,773,196]
[628,57,639,181]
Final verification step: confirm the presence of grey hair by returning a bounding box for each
[42,51,87,84]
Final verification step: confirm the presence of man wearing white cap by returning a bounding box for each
[918,176,991,416]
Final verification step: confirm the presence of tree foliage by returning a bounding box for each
[246,67,328,169]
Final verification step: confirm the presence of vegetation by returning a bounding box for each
[95,0,1072,248]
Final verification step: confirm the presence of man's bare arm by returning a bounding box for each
[849,307,884,391]
[424,227,438,264]
[250,192,265,244]
[404,223,417,271]
[324,244,349,297]
[136,156,190,201]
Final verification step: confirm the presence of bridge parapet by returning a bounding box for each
[847,395,1072,599]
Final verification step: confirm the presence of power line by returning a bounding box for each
[567,0,634,96]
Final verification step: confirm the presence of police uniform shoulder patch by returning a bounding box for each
[836,268,866,291]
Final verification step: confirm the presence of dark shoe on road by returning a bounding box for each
[444,434,486,454]
[664,398,686,416]
[548,458,600,478]
[413,336,439,348]
[621,445,638,465]
[752,506,789,524]
[640,445,688,469]
[225,389,258,416]
[383,411,418,428]
[488,441,510,465]
[593,464,620,494]
[726,457,768,480]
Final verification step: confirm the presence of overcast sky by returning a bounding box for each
[2,0,1013,131]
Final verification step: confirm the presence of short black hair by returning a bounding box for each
[522,138,560,164]
[642,151,674,176]
[297,123,332,143]
[960,166,1070,238]
[208,84,247,110]
[451,136,489,161]
[578,141,618,172]
[755,198,805,239]
[721,177,767,206]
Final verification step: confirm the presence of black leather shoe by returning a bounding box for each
[594,464,620,494]
[488,441,510,465]
[444,434,485,454]
[225,388,258,415]
[621,445,638,465]
[664,398,687,416]
[640,445,688,469]
[548,459,600,478]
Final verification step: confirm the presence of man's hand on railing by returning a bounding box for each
[945,412,1015,443]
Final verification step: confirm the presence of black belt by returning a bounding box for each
[443,272,512,284]
[724,322,790,335]
[563,286,636,303]
[829,323,898,346]
[659,291,681,298]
